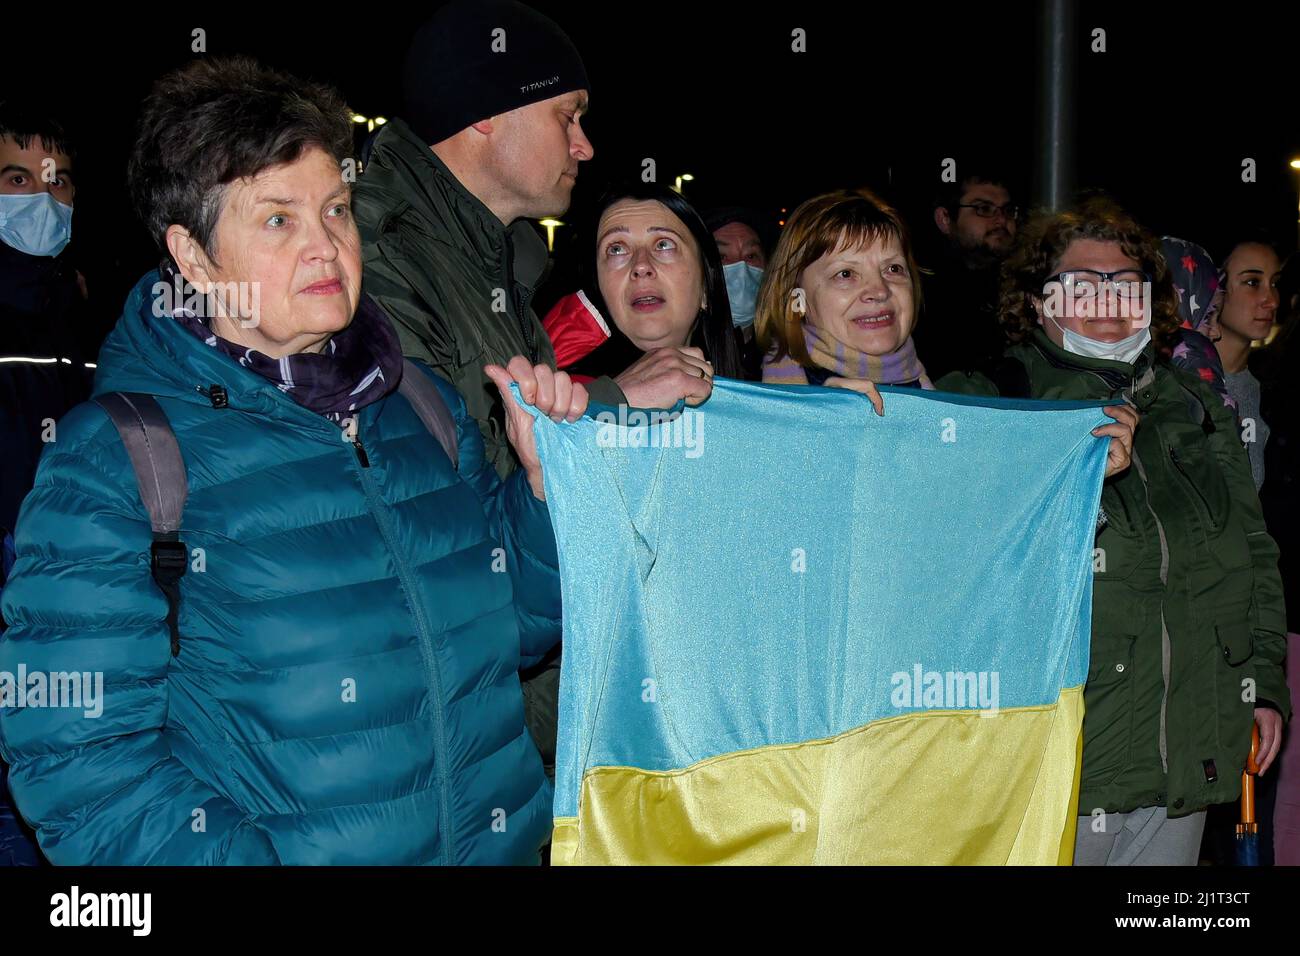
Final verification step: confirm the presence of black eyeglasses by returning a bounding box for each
[957,201,1019,220]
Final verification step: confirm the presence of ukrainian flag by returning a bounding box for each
[526,379,1109,865]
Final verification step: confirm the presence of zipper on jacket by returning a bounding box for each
[1025,346,1174,775]
[1130,449,1172,775]
[196,384,229,408]
[1031,339,1134,393]
[517,284,538,362]
[347,421,455,863]
[178,380,461,853]
[502,237,539,364]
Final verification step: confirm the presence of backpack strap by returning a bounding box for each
[94,393,188,657]
[398,359,459,471]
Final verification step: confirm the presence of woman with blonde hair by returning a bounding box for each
[756,187,932,413]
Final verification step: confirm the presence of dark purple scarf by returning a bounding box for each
[169,282,403,424]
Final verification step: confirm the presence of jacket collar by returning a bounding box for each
[364,117,548,292]
[94,271,357,434]
[0,238,72,311]
[1026,327,1157,396]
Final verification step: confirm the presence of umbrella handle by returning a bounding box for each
[1240,723,1261,828]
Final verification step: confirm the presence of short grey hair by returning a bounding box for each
[128,56,354,265]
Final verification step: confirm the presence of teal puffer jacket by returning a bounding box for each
[0,272,560,864]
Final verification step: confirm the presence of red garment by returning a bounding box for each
[542,290,609,384]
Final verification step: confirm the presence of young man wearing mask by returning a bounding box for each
[0,106,89,867]
[0,108,91,550]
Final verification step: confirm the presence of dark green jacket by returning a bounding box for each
[940,330,1289,817]
[354,117,623,479]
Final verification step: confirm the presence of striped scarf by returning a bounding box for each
[762,321,933,388]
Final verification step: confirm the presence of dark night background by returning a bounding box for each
[5,0,1299,329]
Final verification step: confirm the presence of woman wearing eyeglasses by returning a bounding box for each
[940,199,1289,866]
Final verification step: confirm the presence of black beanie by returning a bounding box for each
[402,0,589,146]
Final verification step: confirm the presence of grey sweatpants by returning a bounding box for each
[1073,805,1207,865]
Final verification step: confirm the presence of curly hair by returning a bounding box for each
[756,187,923,365]
[999,198,1182,354]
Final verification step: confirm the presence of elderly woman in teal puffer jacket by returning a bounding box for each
[0,57,587,865]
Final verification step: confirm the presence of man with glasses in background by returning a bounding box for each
[915,166,1020,379]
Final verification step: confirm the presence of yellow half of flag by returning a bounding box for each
[553,686,1082,865]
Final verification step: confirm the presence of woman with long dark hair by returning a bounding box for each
[544,181,749,402]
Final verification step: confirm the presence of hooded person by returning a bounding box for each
[1162,236,1233,411]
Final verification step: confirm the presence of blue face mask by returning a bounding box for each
[722,261,764,328]
[0,192,73,258]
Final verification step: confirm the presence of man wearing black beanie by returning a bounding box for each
[356,0,606,480]
[354,0,605,797]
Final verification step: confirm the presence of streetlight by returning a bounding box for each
[674,173,695,193]
[352,114,388,133]
[1290,159,1300,251]
[539,218,563,252]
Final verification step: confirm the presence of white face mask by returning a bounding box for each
[0,192,73,258]
[722,260,763,328]
[1043,301,1151,365]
